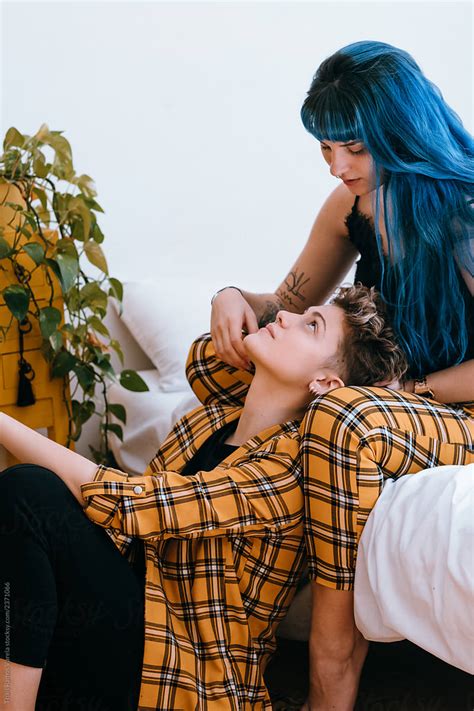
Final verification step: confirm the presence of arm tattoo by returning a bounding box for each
[275,269,310,311]
[258,299,284,327]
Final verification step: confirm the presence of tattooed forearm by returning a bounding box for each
[275,269,310,312]
[258,299,285,327]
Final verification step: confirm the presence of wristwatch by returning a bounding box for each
[413,376,434,399]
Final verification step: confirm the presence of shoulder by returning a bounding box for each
[311,183,358,239]
[321,183,357,220]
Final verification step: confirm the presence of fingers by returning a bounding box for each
[210,289,256,370]
[243,306,259,335]
[214,322,250,370]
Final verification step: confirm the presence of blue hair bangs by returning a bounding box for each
[300,83,364,144]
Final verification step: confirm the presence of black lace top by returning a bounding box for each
[344,195,474,377]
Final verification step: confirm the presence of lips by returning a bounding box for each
[265,323,276,338]
[343,178,360,185]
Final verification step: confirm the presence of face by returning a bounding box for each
[244,304,346,393]
[319,139,376,194]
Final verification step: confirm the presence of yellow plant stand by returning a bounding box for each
[0,183,72,467]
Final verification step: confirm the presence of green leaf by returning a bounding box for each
[108,277,123,302]
[32,186,48,211]
[2,285,29,321]
[79,282,108,311]
[40,339,55,363]
[84,240,108,274]
[103,423,124,442]
[49,330,63,352]
[84,196,104,213]
[47,131,74,181]
[91,221,105,244]
[73,363,96,392]
[74,174,97,199]
[56,237,79,258]
[45,257,62,282]
[55,253,79,292]
[19,226,33,239]
[87,315,110,337]
[94,353,114,376]
[0,236,13,259]
[69,195,92,241]
[34,123,51,142]
[3,127,25,150]
[109,339,124,365]
[107,403,126,424]
[39,306,62,338]
[22,242,45,265]
[119,369,149,392]
[65,285,80,311]
[71,218,86,242]
[72,398,96,425]
[51,350,76,377]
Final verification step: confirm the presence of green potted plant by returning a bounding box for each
[0,124,148,464]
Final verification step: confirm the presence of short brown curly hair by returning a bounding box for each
[330,283,408,386]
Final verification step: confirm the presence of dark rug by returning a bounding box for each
[265,637,474,710]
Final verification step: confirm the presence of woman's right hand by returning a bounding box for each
[210,288,259,370]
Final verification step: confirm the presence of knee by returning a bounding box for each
[0,464,69,510]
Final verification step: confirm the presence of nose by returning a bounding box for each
[329,149,351,178]
[275,310,298,327]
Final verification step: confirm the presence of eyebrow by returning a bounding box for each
[304,308,327,332]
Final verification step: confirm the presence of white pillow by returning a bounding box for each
[107,369,200,474]
[115,278,225,392]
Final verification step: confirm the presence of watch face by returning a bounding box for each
[414,379,434,398]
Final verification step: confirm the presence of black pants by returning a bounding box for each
[0,464,145,711]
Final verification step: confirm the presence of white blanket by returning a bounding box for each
[354,463,474,674]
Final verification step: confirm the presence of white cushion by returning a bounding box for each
[354,463,474,674]
[107,370,200,474]
[115,278,225,392]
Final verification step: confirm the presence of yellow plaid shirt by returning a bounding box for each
[80,335,305,710]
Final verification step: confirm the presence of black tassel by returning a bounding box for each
[17,359,36,406]
[16,318,36,407]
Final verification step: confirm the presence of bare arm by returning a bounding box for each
[301,583,368,711]
[0,412,97,504]
[212,185,358,367]
[404,358,474,404]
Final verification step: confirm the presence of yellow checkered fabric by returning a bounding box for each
[186,335,474,593]
[301,386,474,590]
[81,334,305,710]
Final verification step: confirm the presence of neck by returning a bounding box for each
[225,377,307,446]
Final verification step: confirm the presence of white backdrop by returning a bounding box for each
[1,1,472,292]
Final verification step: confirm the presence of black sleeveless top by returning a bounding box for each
[345,196,474,378]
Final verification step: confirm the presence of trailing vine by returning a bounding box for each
[0,124,148,464]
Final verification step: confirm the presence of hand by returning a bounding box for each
[210,288,259,370]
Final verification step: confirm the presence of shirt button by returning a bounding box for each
[133,485,143,495]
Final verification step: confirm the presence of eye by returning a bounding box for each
[320,144,330,152]
[308,320,318,332]
[348,147,365,155]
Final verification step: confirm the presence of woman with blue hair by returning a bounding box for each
[210,40,474,709]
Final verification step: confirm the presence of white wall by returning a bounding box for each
[2,1,472,293]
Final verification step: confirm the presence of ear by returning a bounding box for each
[308,374,345,396]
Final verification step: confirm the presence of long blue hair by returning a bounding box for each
[301,41,474,376]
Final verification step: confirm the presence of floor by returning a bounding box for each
[265,637,474,711]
